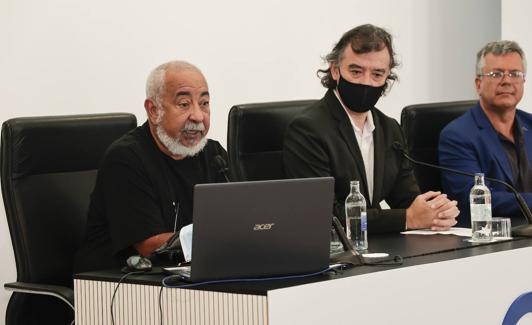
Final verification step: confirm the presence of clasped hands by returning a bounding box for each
[406,191,459,231]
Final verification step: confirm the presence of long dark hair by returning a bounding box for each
[317,24,398,93]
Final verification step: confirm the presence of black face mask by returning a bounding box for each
[337,74,385,113]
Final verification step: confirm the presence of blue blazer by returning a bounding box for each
[438,103,532,227]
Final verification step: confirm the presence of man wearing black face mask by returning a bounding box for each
[283,24,459,233]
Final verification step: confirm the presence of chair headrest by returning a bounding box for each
[401,100,477,150]
[1,113,137,178]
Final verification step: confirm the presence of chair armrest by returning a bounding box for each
[4,281,74,310]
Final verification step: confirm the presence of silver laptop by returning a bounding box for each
[175,177,334,282]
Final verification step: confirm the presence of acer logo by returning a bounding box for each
[253,223,275,231]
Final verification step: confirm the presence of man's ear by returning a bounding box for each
[474,78,481,95]
[145,99,159,125]
[330,61,340,82]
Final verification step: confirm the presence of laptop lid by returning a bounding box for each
[189,177,334,282]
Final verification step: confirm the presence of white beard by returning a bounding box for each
[155,110,207,157]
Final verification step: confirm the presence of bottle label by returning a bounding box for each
[470,204,492,222]
[361,212,367,231]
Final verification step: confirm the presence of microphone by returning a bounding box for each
[332,216,356,252]
[330,216,364,266]
[214,155,231,182]
[330,217,401,266]
[392,141,532,237]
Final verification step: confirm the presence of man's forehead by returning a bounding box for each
[484,52,524,68]
[175,90,210,98]
[165,69,209,95]
[341,46,390,70]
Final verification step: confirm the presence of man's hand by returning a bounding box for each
[134,232,174,257]
[428,194,459,231]
[406,191,459,231]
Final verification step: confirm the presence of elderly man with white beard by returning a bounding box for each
[74,61,228,273]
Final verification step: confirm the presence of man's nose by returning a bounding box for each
[360,71,375,86]
[500,73,513,84]
[189,103,204,122]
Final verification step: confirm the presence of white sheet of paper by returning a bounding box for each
[179,224,193,262]
[401,227,472,237]
[379,200,390,210]
[464,237,513,242]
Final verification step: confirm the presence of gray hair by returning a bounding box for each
[476,40,527,75]
[145,60,200,107]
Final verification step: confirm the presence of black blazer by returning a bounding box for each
[283,90,420,233]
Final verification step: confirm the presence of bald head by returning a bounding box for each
[146,60,202,106]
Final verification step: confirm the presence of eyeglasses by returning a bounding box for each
[478,71,526,81]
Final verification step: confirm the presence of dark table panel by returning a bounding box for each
[368,233,519,259]
[75,235,532,295]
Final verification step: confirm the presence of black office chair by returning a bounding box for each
[400,100,477,193]
[227,100,317,181]
[1,113,137,325]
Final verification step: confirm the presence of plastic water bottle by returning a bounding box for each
[345,180,368,250]
[470,173,492,242]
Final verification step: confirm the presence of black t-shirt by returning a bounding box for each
[163,151,209,231]
[73,122,228,273]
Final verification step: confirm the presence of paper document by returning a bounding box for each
[401,227,472,237]
[180,224,193,262]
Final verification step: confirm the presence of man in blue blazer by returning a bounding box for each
[439,40,532,227]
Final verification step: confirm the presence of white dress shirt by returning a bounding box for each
[334,90,375,204]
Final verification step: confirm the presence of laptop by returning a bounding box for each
[169,177,334,282]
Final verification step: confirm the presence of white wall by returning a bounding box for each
[502,0,532,113]
[0,0,500,321]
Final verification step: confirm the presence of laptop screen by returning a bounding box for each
[189,177,334,282]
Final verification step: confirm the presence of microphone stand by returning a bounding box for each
[394,142,532,237]
[330,216,364,266]
[214,155,231,183]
